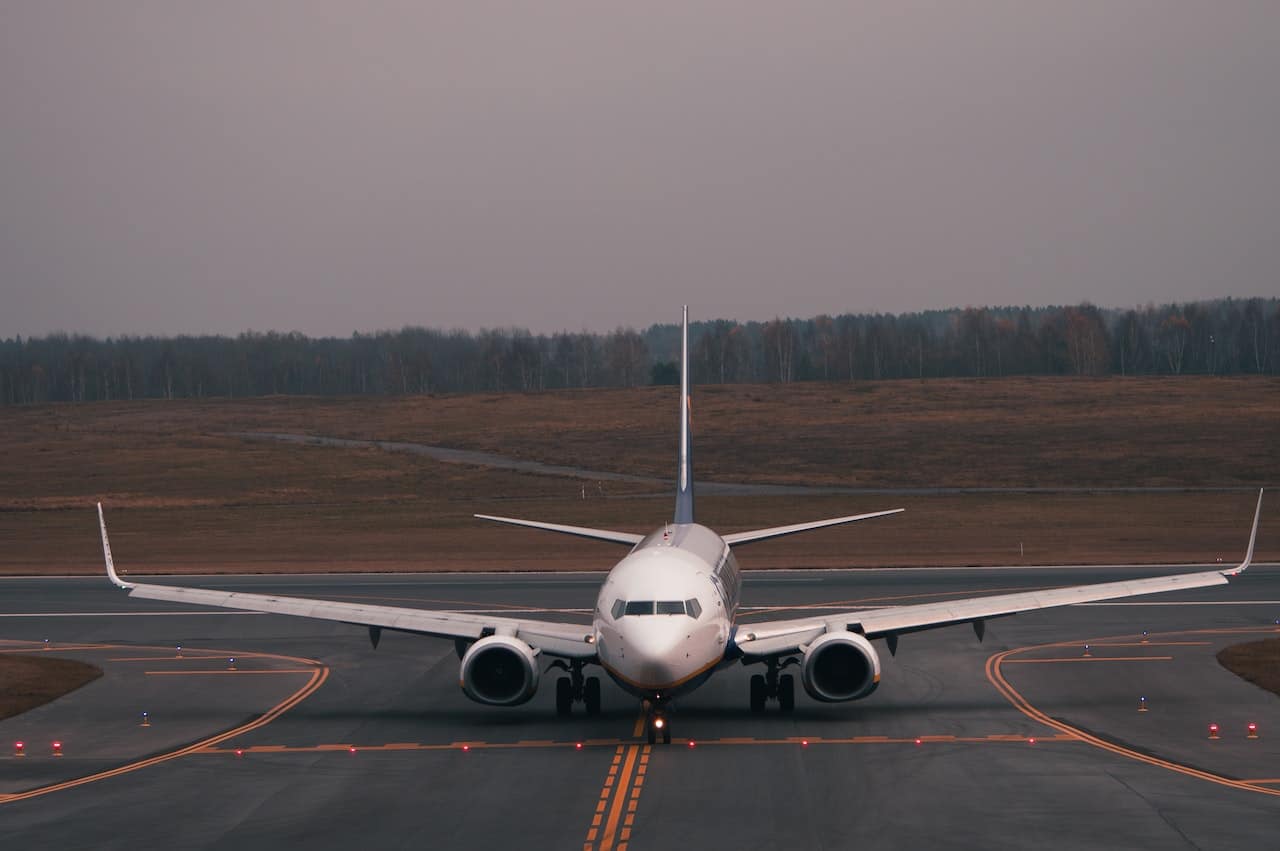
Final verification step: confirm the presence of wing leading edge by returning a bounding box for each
[97,504,597,660]
[736,489,1265,658]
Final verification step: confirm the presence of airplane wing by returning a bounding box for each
[723,508,904,546]
[98,505,597,660]
[473,514,643,546]
[735,489,1264,658]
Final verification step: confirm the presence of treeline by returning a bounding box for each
[2,298,1278,405]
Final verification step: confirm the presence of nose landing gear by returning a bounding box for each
[643,700,672,745]
[550,660,602,716]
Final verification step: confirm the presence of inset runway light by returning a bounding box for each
[914,738,922,746]
[349,746,357,754]
[235,748,244,758]
[1247,723,1259,740]
[43,638,50,650]
[1082,644,1092,657]
[1138,696,1148,713]
[1208,723,1220,740]
[227,657,236,670]
[176,645,183,658]
[52,741,63,757]
[801,739,809,748]
[140,711,151,727]
[462,744,471,752]
[687,740,696,749]
[1028,738,1036,745]
[575,742,583,750]
[1141,631,1149,644]
[13,741,24,758]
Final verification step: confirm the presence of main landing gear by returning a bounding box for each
[643,699,672,745]
[749,657,796,713]
[550,660,601,717]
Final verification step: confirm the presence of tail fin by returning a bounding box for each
[675,306,695,524]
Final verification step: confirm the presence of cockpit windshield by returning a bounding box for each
[612,599,702,619]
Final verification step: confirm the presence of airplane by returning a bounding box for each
[97,307,1266,745]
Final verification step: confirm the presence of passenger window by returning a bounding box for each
[611,599,626,620]
[655,601,684,615]
[624,600,656,616]
[685,598,702,619]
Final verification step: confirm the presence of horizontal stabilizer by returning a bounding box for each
[723,508,904,546]
[474,514,643,546]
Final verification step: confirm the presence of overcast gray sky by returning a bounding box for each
[2,2,1277,338]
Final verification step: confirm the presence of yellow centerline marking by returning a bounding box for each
[0,640,328,806]
[144,669,316,675]
[987,627,1280,798]
[1002,656,1174,664]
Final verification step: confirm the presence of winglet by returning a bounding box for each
[98,502,133,589]
[1221,488,1264,577]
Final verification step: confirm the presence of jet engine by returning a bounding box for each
[459,635,540,706]
[800,631,881,702]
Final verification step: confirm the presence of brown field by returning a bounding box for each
[1217,639,1280,700]
[0,376,1276,574]
[0,655,103,720]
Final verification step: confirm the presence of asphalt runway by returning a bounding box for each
[2,566,1279,850]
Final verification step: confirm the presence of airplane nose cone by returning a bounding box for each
[625,621,693,687]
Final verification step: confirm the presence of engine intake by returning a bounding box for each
[459,635,540,706]
[800,631,881,702]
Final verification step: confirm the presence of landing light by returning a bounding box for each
[653,718,665,729]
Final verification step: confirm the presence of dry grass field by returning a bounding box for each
[0,655,103,720]
[1,376,1276,575]
[1218,639,1280,699]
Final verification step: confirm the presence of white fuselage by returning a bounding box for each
[592,523,741,700]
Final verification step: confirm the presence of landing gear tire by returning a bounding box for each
[555,677,573,716]
[778,674,795,713]
[749,674,767,713]
[584,676,602,716]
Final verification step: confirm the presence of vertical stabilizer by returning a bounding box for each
[675,306,695,524]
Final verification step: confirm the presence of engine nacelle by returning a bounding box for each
[459,635,540,706]
[800,631,881,702]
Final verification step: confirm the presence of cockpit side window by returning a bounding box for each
[611,599,626,620]
[685,598,702,619]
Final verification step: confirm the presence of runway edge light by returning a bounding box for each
[13,741,24,758]
[1208,723,1220,740]
[1247,723,1259,739]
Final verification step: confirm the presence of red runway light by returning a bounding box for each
[801,739,809,748]
[14,741,24,757]
[235,749,244,757]
[1028,738,1036,745]
[575,742,583,750]
[349,746,357,754]
[1247,723,1259,739]
[688,740,696,749]
[914,738,922,746]
[52,741,63,756]
[462,744,470,752]
[1208,723,1220,739]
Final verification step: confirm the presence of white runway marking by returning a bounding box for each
[1079,601,1280,607]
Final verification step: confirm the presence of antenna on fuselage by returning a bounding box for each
[675,305,695,525]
